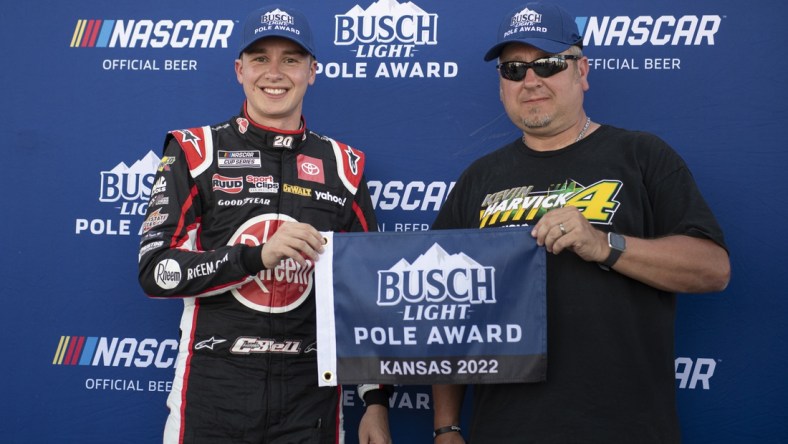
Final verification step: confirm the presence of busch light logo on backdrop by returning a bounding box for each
[318,0,456,78]
[99,151,159,204]
[377,243,495,306]
[76,151,159,236]
[335,0,438,49]
[574,12,723,72]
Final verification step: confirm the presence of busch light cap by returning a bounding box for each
[484,2,583,61]
[239,4,316,58]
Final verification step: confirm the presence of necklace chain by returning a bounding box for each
[575,116,592,142]
[521,116,592,146]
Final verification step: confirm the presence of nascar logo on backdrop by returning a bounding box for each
[318,0,457,79]
[69,17,234,71]
[575,12,723,71]
[52,335,178,393]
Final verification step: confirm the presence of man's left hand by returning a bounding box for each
[358,404,392,444]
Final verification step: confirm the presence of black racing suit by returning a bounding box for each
[138,105,390,443]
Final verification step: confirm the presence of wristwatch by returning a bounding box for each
[599,232,626,271]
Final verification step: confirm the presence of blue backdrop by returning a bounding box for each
[1,0,786,442]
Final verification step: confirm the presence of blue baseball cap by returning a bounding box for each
[239,4,316,58]
[484,2,583,61]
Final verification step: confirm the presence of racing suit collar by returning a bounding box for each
[236,102,308,151]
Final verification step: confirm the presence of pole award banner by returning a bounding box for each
[315,226,546,386]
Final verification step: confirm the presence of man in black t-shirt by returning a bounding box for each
[431,2,730,443]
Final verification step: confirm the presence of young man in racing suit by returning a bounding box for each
[138,5,392,443]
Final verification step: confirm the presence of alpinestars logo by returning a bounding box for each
[194,336,227,350]
[70,19,234,48]
[479,179,622,228]
[344,146,361,175]
[174,129,202,155]
[377,243,495,306]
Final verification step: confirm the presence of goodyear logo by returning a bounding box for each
[70,19,234,48]
[53,335,177,368]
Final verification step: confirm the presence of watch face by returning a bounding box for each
[610,233,626,251]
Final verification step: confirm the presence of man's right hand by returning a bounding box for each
[261,221,325,269]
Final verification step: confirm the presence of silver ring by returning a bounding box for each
[559,223,566,235]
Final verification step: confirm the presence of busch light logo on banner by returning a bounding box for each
[376,243,496,306]
[315,226,547,385]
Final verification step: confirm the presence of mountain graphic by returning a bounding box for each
[107,150,161,175]
[513,7,540,25]
[385,243,483,272]
[263,9,292,23]
[343,0,428,17]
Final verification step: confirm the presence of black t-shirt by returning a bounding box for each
[433,125,726,443]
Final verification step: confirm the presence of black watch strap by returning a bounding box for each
[433,425,461,439]
[600,232,625,271]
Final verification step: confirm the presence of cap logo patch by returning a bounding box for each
[512,8,542,27]
[260,9,295,28]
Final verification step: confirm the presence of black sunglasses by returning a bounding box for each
[496,55,581,81]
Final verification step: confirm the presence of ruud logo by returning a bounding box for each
[212,174,244,194]
[377,243,496,306]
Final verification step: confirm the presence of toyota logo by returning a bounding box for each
[301,162,320,176]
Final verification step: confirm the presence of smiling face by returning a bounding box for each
[235,37,317,131]
[498,43,589,143]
